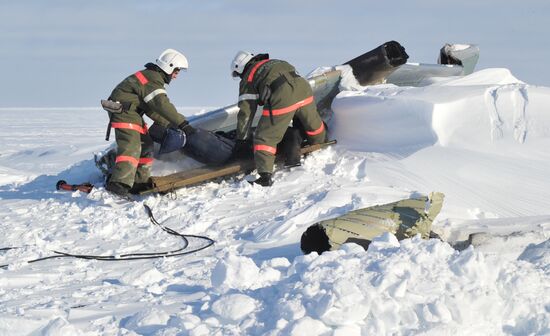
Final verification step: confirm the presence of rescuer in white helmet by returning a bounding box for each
[230,50,327,186]
[102,48,196,197]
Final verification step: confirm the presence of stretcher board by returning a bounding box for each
[140,140,336,194]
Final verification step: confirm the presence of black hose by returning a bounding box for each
[0,205,215,268]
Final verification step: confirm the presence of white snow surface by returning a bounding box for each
[1,68,549,335]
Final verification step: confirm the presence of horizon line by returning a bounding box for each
[0,106,215,111]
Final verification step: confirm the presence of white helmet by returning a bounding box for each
[156,49,189,75]
[231,50,254,77]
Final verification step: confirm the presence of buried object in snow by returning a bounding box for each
[300,192,445,254]
[95,41,479,190]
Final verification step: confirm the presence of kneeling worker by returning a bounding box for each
[102,49,195,197]
[230,51,327,186]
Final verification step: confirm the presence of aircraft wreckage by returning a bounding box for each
[95,41,480,193]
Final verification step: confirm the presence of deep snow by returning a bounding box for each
[0,68,549,335]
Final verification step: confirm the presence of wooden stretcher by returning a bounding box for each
[140,140,337,194]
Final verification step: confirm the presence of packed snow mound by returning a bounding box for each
[518,239,550,272]
[190,235,549,335]
[332,68,550,153]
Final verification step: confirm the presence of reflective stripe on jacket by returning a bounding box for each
[109,67,186,128]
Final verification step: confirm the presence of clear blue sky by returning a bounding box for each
[1,0,548,108]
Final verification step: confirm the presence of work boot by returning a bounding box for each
[105,181,130,197]
[129,179,153,195]
[253,172,273,187]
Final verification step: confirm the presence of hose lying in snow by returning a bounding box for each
[0,205,215,269]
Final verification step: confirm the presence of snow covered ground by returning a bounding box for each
[1,68,549,335]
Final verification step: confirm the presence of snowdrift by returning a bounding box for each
[333,68,550,153]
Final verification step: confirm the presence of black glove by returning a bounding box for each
[178,120,197,136]
[232,139,252,159]
[148,123,166,144]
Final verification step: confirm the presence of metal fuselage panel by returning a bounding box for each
[188,70,342,132]
[187,42,478,133]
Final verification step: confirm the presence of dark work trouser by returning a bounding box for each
[254,95,326,173]
[109,121,154,188]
